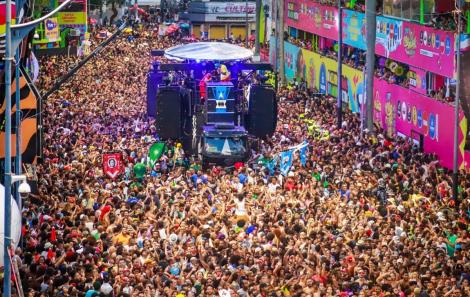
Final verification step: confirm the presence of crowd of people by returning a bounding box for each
[3,21,469,297]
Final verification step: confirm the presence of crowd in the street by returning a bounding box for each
[4,22,469,297]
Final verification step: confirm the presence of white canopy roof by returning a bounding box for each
[164,42,253,62]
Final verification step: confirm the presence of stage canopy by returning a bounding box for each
[164,42,253,62]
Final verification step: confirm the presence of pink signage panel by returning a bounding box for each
[285,1,456,77]
[285,0,339,41]
[375,19,455,78]
[373,78,461,169]
[408,66,427,95]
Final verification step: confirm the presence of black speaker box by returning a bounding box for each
[248,85,277,138]
[156,87,183,139]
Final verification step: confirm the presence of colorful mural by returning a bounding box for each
[283,42,364,113]
[281,41,466,169]
[284,41,300,81]
[285,0,339,41]
[374,78,463,169]
[285,1,456,78]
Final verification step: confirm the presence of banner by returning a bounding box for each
[45,18,59,42]
[373,78,464,169]
[285,0,338,41]
[291,43,364,113]
[285,1,456,77]
[281,41,467,169]
[284,42,300,82]
[103,152,122,179]
[280,150,293,176]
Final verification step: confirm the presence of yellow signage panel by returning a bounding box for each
[58,12,86,25]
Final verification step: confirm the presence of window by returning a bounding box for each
[204,137,247,156]
[287,2,298,20]
[384,0,435,22]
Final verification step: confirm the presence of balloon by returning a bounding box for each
[133,163,147,178]
[0,184,22,268]
[333,44,339,53]
[148,142,165,166]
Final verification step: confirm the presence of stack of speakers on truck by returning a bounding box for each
[154,84,277,140]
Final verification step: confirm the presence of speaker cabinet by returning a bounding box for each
[156,87,183,139]
[248,85,277,138]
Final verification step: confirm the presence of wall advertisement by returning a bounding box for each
[282,41,466,168]
[284,1,456,77]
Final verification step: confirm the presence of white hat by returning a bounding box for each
[100,282,113,295]
[436,212,446,221]
[397,205,405,213]
[44,242,53,249]
[169,233,178,244]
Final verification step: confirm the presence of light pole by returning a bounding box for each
[337,3,343,129]
[453,4,462,201]
[254,0,261,59]
[245,0,249,47]
[3,1,73,295]
[278,0,285,84]
[365,0,376,130]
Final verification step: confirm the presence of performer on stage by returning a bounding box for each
[220,64,231,82]
[199,72,212,101]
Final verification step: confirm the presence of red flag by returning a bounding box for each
[103,152,122,179]
[234,162,244,170]
[47,248,54,260]
[50,227,56,242]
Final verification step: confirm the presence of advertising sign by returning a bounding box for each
[284,41,300,81]
[189,1,255,14]
[58,0,87,38]
[374,78,462,169]
[281,41,466,168]
[45,18,59,42]
[286,2,456,77]
[375,18,455,78]
[285,0,339,41]
[407,66,427,95]
[103,152,122,179]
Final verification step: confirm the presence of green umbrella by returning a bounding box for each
[133,163,147,179]
[148,142,166,167]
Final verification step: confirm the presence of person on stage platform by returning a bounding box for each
[199,72,212,102]
[220,64,231,82]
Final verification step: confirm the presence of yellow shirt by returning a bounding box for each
[113,233,130,245]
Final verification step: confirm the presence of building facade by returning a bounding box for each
[273,0,469,169]
[186,1,256,40]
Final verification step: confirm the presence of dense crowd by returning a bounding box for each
[4,23,469,297]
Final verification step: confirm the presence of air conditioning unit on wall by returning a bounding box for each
[69,29,81,37]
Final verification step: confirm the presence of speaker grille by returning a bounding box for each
[248,85,277,138]
[156,87,182,139]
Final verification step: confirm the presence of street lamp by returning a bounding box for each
[3,1,73,295]
[263,4,269,50]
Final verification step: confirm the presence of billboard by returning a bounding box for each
[45,18,60,42]
[281,41,466,168]
[374,78,464,169]
[285,0,339,41]
[58,0,87,38]
[285,1,456,78]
